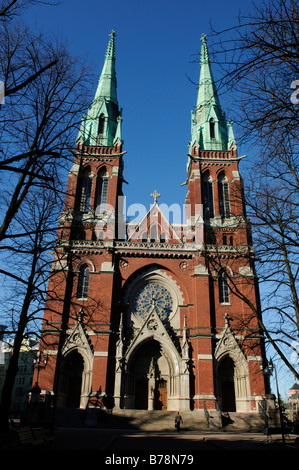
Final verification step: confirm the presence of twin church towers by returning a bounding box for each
[35,31,268,416]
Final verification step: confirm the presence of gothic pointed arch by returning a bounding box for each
[80,167,92,213]
[218,171,230,218]
[214,315,251,412]
[95,167,109,214]
[59,315,94,408]
[77,264,90,299]
[202,171,214,219]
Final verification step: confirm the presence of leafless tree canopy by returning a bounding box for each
[206,0,299,376]
[0,1,94,431]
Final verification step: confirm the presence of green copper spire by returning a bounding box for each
[77,30,122,146]
[190,34,234,151]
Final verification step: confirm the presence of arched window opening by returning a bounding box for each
[95,168,109,214]
[218,173,230,219]
[205,228,216,245]
[202,173,214,219]
[150,225,158,242]
[223,235,227,245]
[160,232,167,243]
[98,113,105,135]
[219,270,229,304]
[230,236,233,246]
[80,168,92,213]
[218,357,236,412]
[209,118,215,139]
[77,264,90,299]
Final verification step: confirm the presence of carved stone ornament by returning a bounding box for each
[62,319,93,356]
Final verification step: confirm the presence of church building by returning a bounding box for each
[35,31,269,415]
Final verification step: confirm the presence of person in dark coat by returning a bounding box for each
[175,412,183,432]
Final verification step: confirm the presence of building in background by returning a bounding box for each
[0,336,39,416]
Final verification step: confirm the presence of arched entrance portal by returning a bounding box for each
[218,357,236,412]
[154,379,167,410]
[129,340,170,411]
[59,351,84,408]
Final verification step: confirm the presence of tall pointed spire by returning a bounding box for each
[94,29,117,105]
[77,30,122,147]
[190,34,232,151]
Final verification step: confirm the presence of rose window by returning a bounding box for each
[133,283,173,321]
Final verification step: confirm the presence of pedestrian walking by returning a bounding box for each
[175,412,183,432]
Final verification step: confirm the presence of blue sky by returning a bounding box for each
[24,0,254,210]
[22,0,297,399]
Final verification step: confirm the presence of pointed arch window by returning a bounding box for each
[80,168,92,213]
[95,168,109,214]
[219,270,229,304]
[209,118,215,139]
[98,113,105,135]
[202,173,214,219]
[150,225,158,242]
[77,264,90,299]
[218,173,230,218]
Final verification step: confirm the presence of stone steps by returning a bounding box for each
[53,407,267,432]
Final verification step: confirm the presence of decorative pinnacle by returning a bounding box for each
[200,33,209,64]
[105,30,116,59]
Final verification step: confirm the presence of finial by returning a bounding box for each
[150,190,161,204]
[224,312,232,327]
[200,33,209,64]
[201,33,207,43]
[78,308,86,323]
[110,29,116,38]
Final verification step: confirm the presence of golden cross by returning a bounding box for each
[150,190,161,204]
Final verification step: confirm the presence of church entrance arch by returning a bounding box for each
[218,356,236,412]
[154,379,167,410]
[128,339,171,411]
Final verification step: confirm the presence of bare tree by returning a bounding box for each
[0,188,61,431]
[0,0,59,21]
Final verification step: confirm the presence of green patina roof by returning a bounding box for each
[190,34,235,151]
[77,30,122,146]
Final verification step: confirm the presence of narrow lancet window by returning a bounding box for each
[209,118,215,139]
[98,113,105,135]
[80,168,92,213]
[203,173,214,219]
[95,168,109,214]
[219,270,229,303]
[150,225,158,242]
[77,264,90,299]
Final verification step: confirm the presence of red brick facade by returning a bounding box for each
[35,135,268,413]
[34,33,268,414]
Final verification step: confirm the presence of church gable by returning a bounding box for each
[61,312,93,357]
[127,199,182,243]
[214,314,246,363]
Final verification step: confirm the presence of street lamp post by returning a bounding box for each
[260,358,285,446]
[268,358,285,446]
[34,350,48,385]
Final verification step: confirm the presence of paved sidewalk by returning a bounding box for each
[2,427,298,452]
[42,428,298,451]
